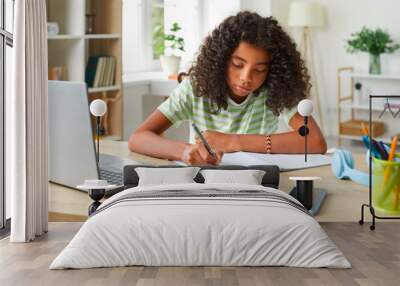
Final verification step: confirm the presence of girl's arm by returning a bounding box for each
[128,110,185,161]
[200,113,327,154]
[128,110,222,164]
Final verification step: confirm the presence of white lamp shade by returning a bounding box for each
[90,99,107,117]
[288,2,325,27]
[297,99,314,116]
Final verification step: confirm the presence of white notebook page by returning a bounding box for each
[220,152,331,171]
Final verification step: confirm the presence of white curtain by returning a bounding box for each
[8,0,48,242]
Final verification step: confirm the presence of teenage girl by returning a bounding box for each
[129,11,327,165]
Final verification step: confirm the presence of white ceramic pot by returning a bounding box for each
[160,55,181,76]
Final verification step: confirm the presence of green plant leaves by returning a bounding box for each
[345,27,400,55]
[153,22,186,56]
[153,23,165,57]
[164,22,185,54]
[170,22,181,32]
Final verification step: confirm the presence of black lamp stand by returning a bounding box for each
[298,116,309,162]
[96,116,100,164]
[88,188,105,215]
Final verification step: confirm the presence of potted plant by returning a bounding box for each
[153,22,185,77]
[345,27,400,74]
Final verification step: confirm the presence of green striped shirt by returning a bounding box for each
[158,79,297,143]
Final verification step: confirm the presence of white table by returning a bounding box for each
[50,140,371,222]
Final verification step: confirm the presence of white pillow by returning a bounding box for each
[135,167,200,186]
[200,169,266,185]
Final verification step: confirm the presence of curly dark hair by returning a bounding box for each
[187,11,311,116]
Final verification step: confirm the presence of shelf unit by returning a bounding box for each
[88,85,121,94]
[46,0,123,139]
[48,34,121,40]
[340,73,400,80]
[337,67,400,145]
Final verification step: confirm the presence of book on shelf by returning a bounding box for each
[85,57,99,87]
[110,57,116,87]
[101,57,108,87]
[105,57,113,86]
[98,57,106,87]
[85,56,116,88]
[93,57,104,87]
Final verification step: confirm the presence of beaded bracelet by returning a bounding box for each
[266,135,272,154]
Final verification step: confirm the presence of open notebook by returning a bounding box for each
[221,152,331,171]
[176,152,331,171]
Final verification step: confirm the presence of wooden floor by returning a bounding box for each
[1,222,400,286]
[48,211,87,222]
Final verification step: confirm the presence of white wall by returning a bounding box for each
[201,0,241,37]
[302,0,400,134]
[313,0,400,74]
[200,0,272,40]
[270,0,292,31]
[240,0,271,17]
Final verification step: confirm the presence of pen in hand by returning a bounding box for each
[191,123,217,159]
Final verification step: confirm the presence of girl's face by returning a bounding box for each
[226,42,269,102]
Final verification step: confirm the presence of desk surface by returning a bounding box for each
[50,140,371,222]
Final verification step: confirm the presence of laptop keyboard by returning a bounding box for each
[99,169,123,186]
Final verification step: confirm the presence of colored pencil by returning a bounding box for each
[385,136,398,208]
[361,122,369,136]
[378,141,389,160]
[388,136,398,162]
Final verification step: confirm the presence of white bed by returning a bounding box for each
[50,183,350,269]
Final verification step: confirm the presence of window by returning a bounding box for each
[0,0,14,232]
[149,0,200,70]
[122,0,200,74]
[151,0,164,60]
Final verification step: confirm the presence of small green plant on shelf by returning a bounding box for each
[345,27,400,74]
[154,22,186,76]
[153,22,185,57]
[164,22,185,56]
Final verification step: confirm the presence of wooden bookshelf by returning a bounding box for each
[46,0,123,140]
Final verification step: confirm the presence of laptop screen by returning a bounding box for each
[48,81,99,189]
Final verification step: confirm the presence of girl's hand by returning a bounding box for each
[181,143,223,166]
[195,130,238,153]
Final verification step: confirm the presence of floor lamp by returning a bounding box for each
[288,2,326,132]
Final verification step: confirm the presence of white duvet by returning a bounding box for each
[50,183,350,269]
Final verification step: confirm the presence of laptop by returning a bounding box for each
[48,81,134,191]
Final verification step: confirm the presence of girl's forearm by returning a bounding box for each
[128,131,188,161]
[233,130,327,154]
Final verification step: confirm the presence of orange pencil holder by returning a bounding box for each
[372,154,400,215]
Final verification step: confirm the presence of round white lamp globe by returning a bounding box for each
[297,99,314,117]
[90,99,107,117]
